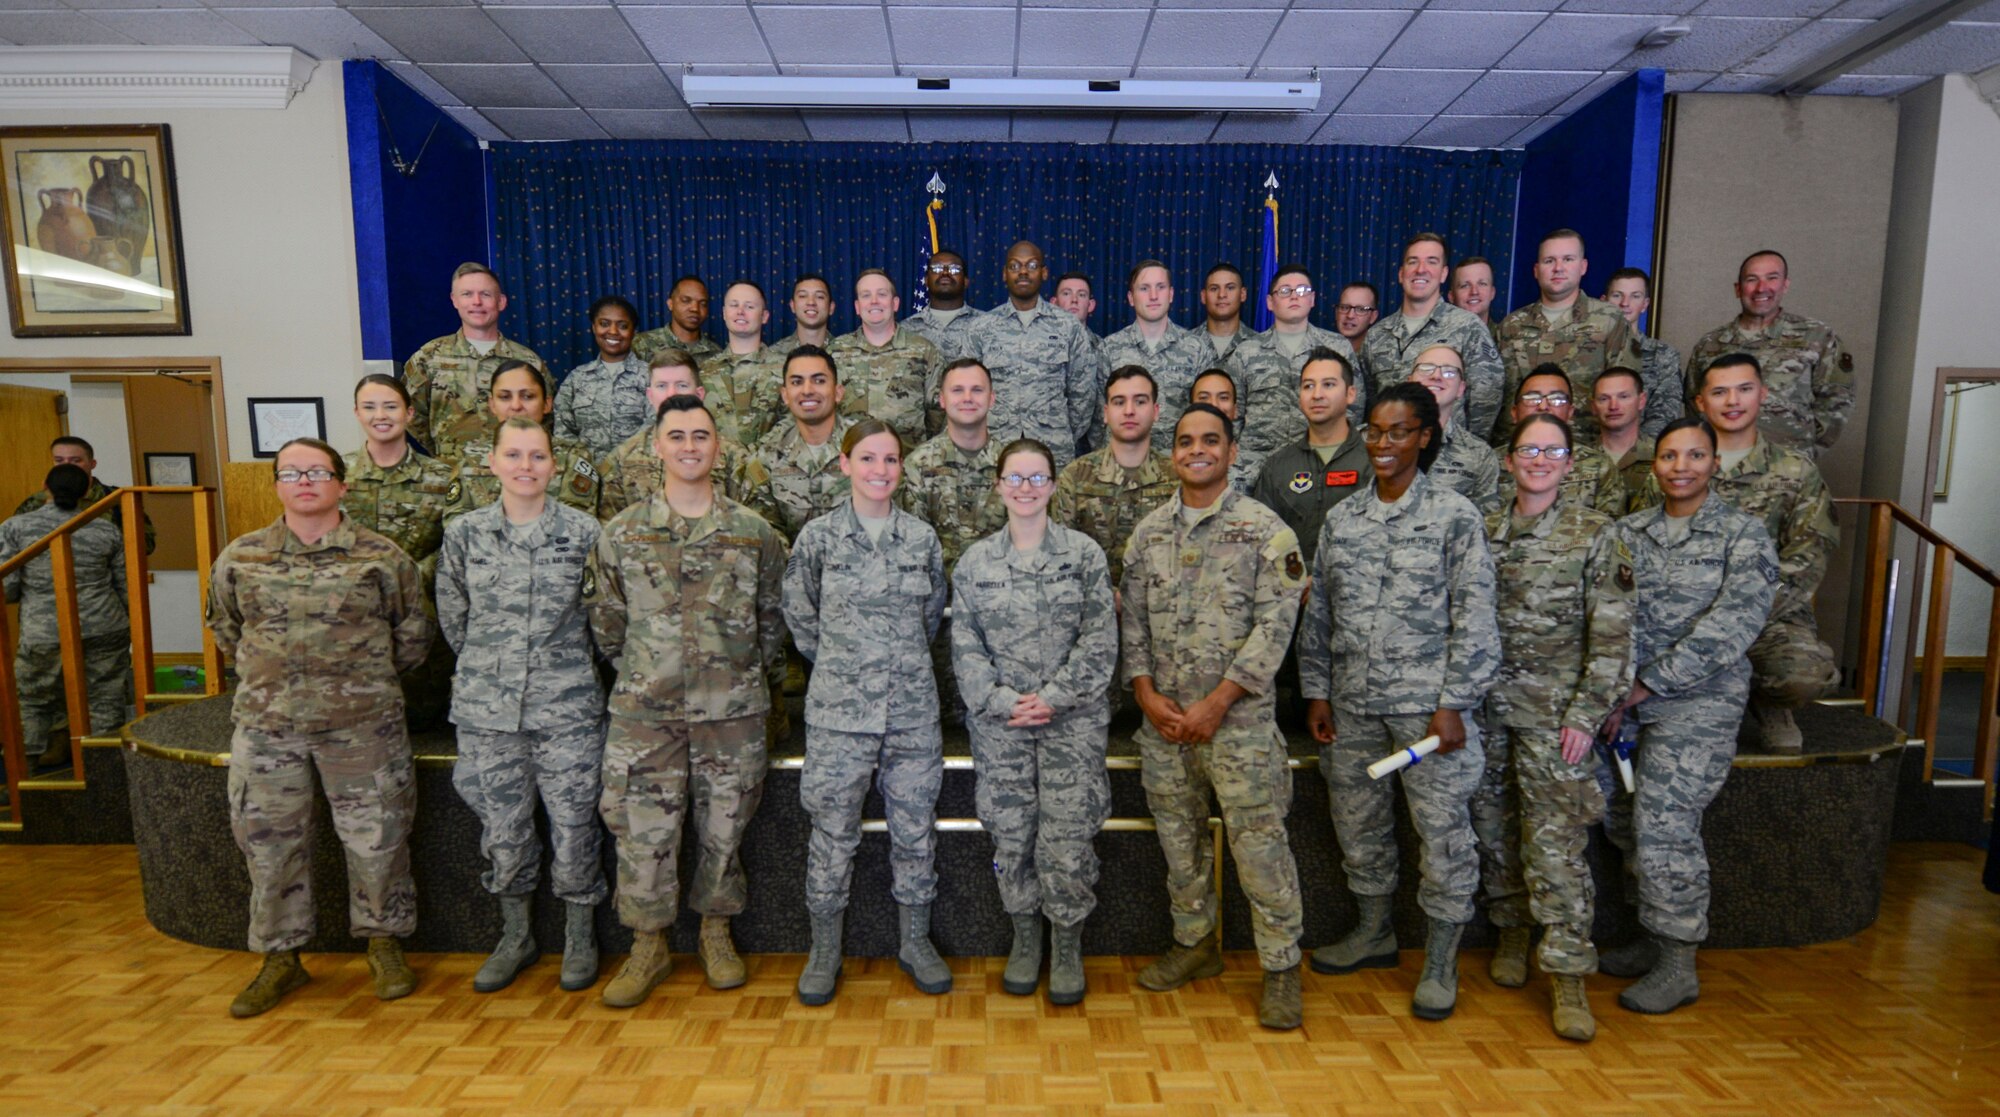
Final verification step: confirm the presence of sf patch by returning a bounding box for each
[1617,564,1634,591]
[1289,471,1313,494]
[1285,550,1304,583]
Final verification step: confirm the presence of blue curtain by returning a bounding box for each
[490,141,1523,380]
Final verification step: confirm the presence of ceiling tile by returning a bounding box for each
[1009,113,1114,141]
[909,112,1013,140]
[1506,114,1562,145]
[336,0,473,8]
[1377,10,1549,69]
[216,7,399,60]
[1732,16,1868,74]
[1423,0,1560,9]
[756,6,891,66]
[0,11,133,44]
[1248,64,1363,110]
[1552,67,1628,111]
[420,62,572,107]
[1338,67,1481,115]
[907,65,1015,77]
[1857,19,2000,75]
[1132,65,1249,79]
[1311,113,1428,145]
[478,0,607,6]
[198,0,340,8]
[65,0,203,9]
[1498,12,1660,69]
[487,7,649,65]
[351,6,526,63]
[1824,0,1912,15]
[689,109,811,139]
[542,63,684,109]
[1447,69,1599,116]
[1290,0,1423,7]
[1663,69,1715,90]
[884,0,1023,4]
[1136,9,1283,69]
[87,9,260,43]
[381,59,460,104]
[623,5,771,65]
[1019,8,1149,68]
[1812,73,1930,95]
[1258,9,1413,68]
[1696,0,1837,14]
[1158,0,1288,7]
[1558,0,1699,12]
[800,110,908,140]
[588,108,710,138]
[1018,0,1151,7]
[1015,66,1128,78]
[1410,113,1541,147]
[886,6,1014,68]
[1699,72,1769,91]
[1210,110,1330,142]
[483,107,608,140]
[443,105,504,140]
[1110,112,1223,142]
[1626,15,1804,70]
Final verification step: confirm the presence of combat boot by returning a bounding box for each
[1047,920,1085,1006]
[1758,703,1804,755]
[1597,935,1658,978]
[1618,937,1699,1014]
[1490,926,1531,988]
[602,930,672,1008]
[1135,931,1223,991]
[1411,919,1466,1021]
[473,895,539,993]
[1258,965,1303,1030]
[1311,893,1398,974]
[797,910,844,1006]
[699,915,747,990]
[366,937,416,1001]
[1002,913,1042,996]
[559,901,598,991]
[1550,975,1596,1041]
[229,950,308,1018]
[897,903,953,994]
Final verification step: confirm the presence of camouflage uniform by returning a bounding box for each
[897,431,1008,722]
[441,433,602,524]
[632,329,721,369]
[1607,498,1777,943]
[782,503,950,915]
[1491,294,1642,445]
[1099,320,1213,454]
[1120,490,1307,972]
[1199,322,1255,369]
[437,500,608,905]
[1428,424,1502,515]
[586,493,788,929]
[700,345,787,448]
[951,523,1117,926]
[1356,303,1506,440]
[740,417,854,544]
[207,515,431,953]
[1299,473,1499,927]
[341,445,458,728]
[902,305,987,364]
[1684,311,1853,456]
[402,330,546,460]
[1050,445,1177,588]
[830,326,944,448]
[2,503,130,750]
[970,299,1105,469]
[12,477,155,555]
[1247,429,1373,565]
[1485,497,1634,975]
[595,420,753,523]
[1593,434,1658,512]
[1495,440,1627,518]
[1635,336,1685,439]
[554,355,652,458]
[1228,326,1358,485]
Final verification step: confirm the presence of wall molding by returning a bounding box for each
[0,47,317,110]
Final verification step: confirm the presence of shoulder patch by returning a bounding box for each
[1617,563,1634,591]
[1286,551,1305,583]
[1838,352,1854,372]
[1289,471,1313,494]
[446,478,462,503]
[581,563,597,599]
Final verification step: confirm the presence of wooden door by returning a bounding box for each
[1,384,68,664]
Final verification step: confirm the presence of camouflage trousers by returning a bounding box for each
[967,716,1111,927]
[400,632,457,733]
[453,721,608,905]
[800,724,943,916]
[1604,697,1741,943]
[1138,721,1302,972]
[1322,709,1483,925]
[599,713,767,932]
[1468,712,1531,929]
[1749,609,1840,708]
[227,715,418,953]
[15,633,132,755]
[1511,727,1607,976]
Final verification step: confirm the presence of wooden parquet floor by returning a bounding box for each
[0,843,1994,1117]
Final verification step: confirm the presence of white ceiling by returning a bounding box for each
[3,0,1997,145]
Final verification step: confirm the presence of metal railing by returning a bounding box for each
[1,486,221,823]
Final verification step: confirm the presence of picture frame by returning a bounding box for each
[247,397,326,459]
[143,452,196,487]
[0,124,191,338]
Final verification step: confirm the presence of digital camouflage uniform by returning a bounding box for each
[1495,439,1627,518]
[1200,322,1255,370]
[1491,294,1642,445]
[402,330,546,460]
[342,445,457,728]
[12,478,155,555]
[595,419,753,523]
[897,431,1008,721]
[1,503,129,753]
[782,503,950,916]
[207,515,431,953]
[1229,326,1358,484]
[830,326,944,448]
[1050,445,1177,589]
[740,417,854,544]
[1484,496,1634,975]
[441,433,602,523]
[700,345,787,448]
[1299,473,1500,927]
[1120,490,1308,972]
[554,355,653,458]
[902,305,987,364]
[1635,336,1685,439]
[585,493,788,930]
[1248,429,1373,566]
[1608,498,1777,944]
[1593,434,1658,513]
[1356,303,1506,441]
[951,524,1117,927]
[1427,424,1502,515]
[437,500,607,905]
[970,299,1105,470]
[1684,311,1853,457]
[632,329,721,369]
[1099,320,1213,455]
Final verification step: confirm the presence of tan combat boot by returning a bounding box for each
[1258,965,1303,1030]
[699,915,747,990]
[366,937,416,1000]
[1490,927,1531,988]
[229,950,309,1018]
[1550,975,1596,1041]
[1135,932,1223,992]
[602,930,673,1008]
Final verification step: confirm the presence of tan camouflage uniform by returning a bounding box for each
[740,417,854,543]
[402,330,546,460]
[1495,440,1627,518]
[830,326,944,448]
[1356,303,1506,440]
[632,329,721,369]
[1491,294,1642,445]
[1050,445,1177,589]
[1684,311,1853,456]
[554,355,653,458]
[595,419,752,523]
[2,502,130,751]
[341,445,458,728]
[970,299,1105,469]
[699,346,789,448]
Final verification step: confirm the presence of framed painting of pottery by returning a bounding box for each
[0,124,191,337]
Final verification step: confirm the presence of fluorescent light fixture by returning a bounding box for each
[683,75,1320,113]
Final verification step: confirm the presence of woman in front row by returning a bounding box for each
[436,417,608,995]
[1600,416,1775,1015]
[950,439,1116,1006]
[783,418,952,1005]
[1484,414,1634,1042]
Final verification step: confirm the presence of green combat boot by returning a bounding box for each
[897,903,952,995]
[1258,965,1303,1030]
[1311,893,1398,974]
[1136,931,1223,992]
[1551,975,1596,1041]
[1490,926,1531,988]
[1619,937,1699,1014]
[367,937,417,1001]
[1047,921,1085,1006]
[797,910,844,1006]
[559,902,598,992]
[1002,914,1042,996]
[1412,920,1466,1021]
[229,950,308,1018]
[602,930,672,1008]
[1597,935,1658,978]
[473,895,539,993]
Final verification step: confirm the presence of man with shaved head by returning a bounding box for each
[1683,250,1854,457]
[968,240,1104,469]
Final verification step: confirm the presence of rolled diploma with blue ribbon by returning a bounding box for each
[1366,735,1442,780]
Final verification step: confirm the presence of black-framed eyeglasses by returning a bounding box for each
[1510,445,1572,461]
[275,468,337,484]
[1362,425,1422,446]
[1000,472,1053,489]
[1335,303,1375,315]
[1413,362,1462,380]
[926,263,965,276]
[1520,392,1571,408]
[1273,284,1313,298]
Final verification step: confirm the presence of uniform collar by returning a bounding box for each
[274,512,357,554]
[1363,471,1430,523]
[644,490,726,542]
[993,296,1056,322]
[1175,487,1236,533]
[1643,491,1731,543]
[832,499,913,547]
[1492,493,1566,542]
[1089,444,1171,482]
[771,415,852,457]
[346,444,422,482]
[844,325,908,352]
[1719,434,1775,479]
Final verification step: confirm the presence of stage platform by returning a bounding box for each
[124,696,1901,959]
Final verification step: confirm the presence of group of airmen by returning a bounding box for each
[5,229,1854,1043]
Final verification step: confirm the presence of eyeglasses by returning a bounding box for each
[1520,392,1571,408]
[1335,303,1375,315]
[1413,363,1462,380]
[1362,425,1422,446]
[926,263,964,276]
[275,468,337,484]
[1273,284,1313,298]
[1004,260,1044,274]
[1510,445,1572,461]
[1000,472,1053,489]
